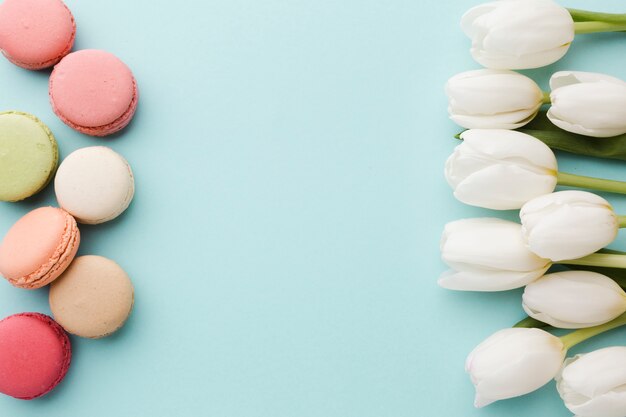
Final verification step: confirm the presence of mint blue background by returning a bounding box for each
[0,0,625,415]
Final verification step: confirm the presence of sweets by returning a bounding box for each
[0,0,75,70]
[0,313,71,399]
[0,207,79,289]
[54,146,135,224]
[49,49,139,136]
[0,112,58,202]
[0,0,139,401]
[50,255,134,338]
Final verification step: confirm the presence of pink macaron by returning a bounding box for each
[49,49,139,136]
[0,0,75,70]
[0,207,80,289]
[0,313,71,400]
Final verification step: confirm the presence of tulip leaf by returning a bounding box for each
[516,111,626,161]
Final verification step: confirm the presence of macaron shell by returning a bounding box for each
[50,49,137,133]
[0,112,58,202]
[50,255,134,339]
[0,207,80,289]
[55,146,134,224]
[0,313,71,400]
[0,0,75,70]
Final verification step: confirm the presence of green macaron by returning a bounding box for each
[0,111,58,202]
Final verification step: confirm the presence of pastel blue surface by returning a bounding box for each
[0,0,625,415]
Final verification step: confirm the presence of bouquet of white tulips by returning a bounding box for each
[441,1,626,415]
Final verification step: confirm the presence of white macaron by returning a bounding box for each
[55,146,134,224]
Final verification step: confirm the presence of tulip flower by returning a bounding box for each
[461,0,573,69]
[556,346,626,417]
[466,328,566,407]
[522,271,626,329]
[439,218,550,291]
[520,191,621,262]
[547,71,626,138]
[468,313,626,408]
[446,130,626,210]
[462,0,626,70]
[445,69,545,129]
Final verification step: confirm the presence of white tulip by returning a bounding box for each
[461,0,574,69]
[523,271,626,329]
[445,129,557,210]
[467,328,566,407]
[548,71,626,138]
[445,69,544,129]
[557,346,626,417]
[439,218,551,291]
[520,191,618,261]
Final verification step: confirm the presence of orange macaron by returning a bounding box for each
[0,207,80,289]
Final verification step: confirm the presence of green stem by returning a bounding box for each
[620,216,626,228]
[568,9,626,24]
[559,253,626,269]
[561,311,626,349]
[542,91,551,105]
[557,171,626,196]
[513,316,549,329]
[574,21,626,34]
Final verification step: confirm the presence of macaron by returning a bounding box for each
[0,313,71,400]
[49,49,138,136]
[50,255,134,339]
[55,146,135,224]
[0,0,75,70]
[0,111,58,202]
[0,207,80,289]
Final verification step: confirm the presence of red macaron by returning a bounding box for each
[0,313,71,400]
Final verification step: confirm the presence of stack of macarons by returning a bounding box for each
[0,0,139,400]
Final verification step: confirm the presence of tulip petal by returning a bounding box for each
[460,129,557,171]
[550,71,626,90]
[441,218,550,272]
[440,267,547,291]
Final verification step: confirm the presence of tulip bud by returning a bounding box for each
[461,0,574,70]
[445,69,544,129]
[548,71,626,138]
[523,271,626,329]
[520,191,618,261]
[439,218,550,291]
[445,129,557,210]
[557,346,626,417]
[467,328,566,407]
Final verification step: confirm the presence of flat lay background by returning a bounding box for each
[0,0,625,415]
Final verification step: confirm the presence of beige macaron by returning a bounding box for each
[49,255,134,338]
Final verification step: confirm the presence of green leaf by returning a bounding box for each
[517,111,626,161]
